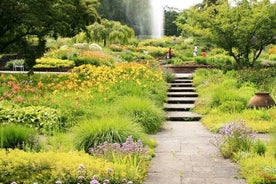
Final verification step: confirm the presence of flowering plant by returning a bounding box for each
[212,120,255,159]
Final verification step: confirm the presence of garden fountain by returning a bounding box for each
[149,0,164,38]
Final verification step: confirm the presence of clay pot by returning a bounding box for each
[248,92,275,109]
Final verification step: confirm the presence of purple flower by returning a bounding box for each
[103,179,110,184]
[78,164,85,169]
[90,179,99,184]
[92,175,98,180]
[107,167,113,173]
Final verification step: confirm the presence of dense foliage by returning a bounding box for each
[0,0,99,69]
[177,0,276,67]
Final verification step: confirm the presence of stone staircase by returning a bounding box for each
[165,73,202,121]
[144,72,246,184]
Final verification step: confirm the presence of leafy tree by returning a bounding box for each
[164,6,181,36]
[177,0,276,68]
[0,0,99,69]
[85,19,135,46]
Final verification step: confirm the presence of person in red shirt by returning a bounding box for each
[201,50,207,57]
[168,48,172,59]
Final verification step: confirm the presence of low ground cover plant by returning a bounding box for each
[0,149,144,183]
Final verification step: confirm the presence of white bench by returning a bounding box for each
[13,60,24,71]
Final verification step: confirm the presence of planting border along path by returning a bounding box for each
[144,73,246,184]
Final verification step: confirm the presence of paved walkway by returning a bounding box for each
[143,73,246,184]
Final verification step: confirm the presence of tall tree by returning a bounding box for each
[177,0,276,68]
[164,6,181,36]
[86,19,135,46]
[0,0,99,69]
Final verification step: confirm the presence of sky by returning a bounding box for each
[161,0,275,10]
[162,0,203,9]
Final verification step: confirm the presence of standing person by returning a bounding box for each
[201,50,207,57]
[168,48,172,59]
[193,46,198,56]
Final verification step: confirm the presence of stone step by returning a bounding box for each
[169,83,193,87]
[164,103,195,111]
[166,97,198,104]
[168,87,196,92]
[174,73,193,79]
[167,92,198,97]
[166,111,202,121]
[172,79,192,83]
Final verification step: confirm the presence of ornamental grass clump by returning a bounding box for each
[213,120,255,159]
[72,115,153,152]
[116,96,165,134]
[0,124,39,151]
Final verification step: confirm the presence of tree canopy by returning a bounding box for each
[83,19,135,46]
[164,7,181,36]
[177,0,276,67]
[0,0,99,69]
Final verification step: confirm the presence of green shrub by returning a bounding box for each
[239,156,276,184]
[253,139,266,156]
[194,56,207,65]
[217,100,245,113]
[73,56,101,66]
[269,54,276,61]
[120,51,134,62]
[180,56,193,62]
[142,46,167,58]
[116,96,165,134]
[0,124,39,150]
[162,69,175,83]
[237,68,276,90]
[207,54,234,69]
[73,115,153,152]
[109,44,123,52]
[35,58,75,68]
[0,106,61,135]
[119,51,153,62]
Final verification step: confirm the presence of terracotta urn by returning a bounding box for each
[248,92,276,109]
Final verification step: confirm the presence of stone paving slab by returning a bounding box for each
[167,92,198,97]
[174,73,193,79]
[169,87,196,92]
[166,111,202,119]
[143,121,246,184]
[170,83,193,87]
[173,79,193,83]
[167,97,198,102]
[164,103,195,110]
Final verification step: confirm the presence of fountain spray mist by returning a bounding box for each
[150,0,164,38]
